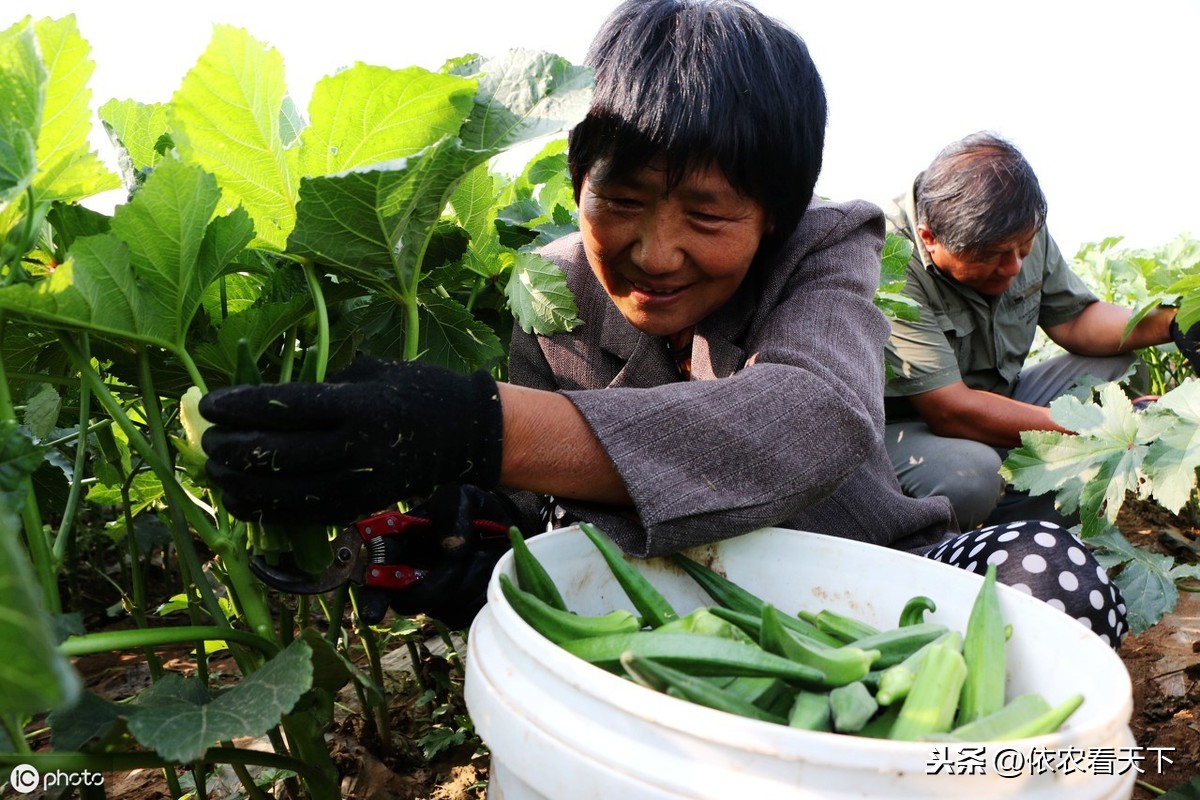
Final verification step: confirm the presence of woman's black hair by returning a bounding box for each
[568,0,827,250]
[914,131,1048,257]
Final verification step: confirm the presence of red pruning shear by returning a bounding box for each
[249,510,510,594]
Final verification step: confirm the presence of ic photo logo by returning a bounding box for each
[9,764,39,794]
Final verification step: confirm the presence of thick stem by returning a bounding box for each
[59,625,279,658]
[349,585,392,754]
[50,335,94,567]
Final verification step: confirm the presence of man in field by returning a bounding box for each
[882,131,1195,529]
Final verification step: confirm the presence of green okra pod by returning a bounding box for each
[888,643,968,741]
[561,630,826,686]
[898,595,937,627]
[957,563,1007,727]
[581,522,678,628]
[508,526,567,611]
[829,681,878,733]
[761,604,879,687]
[500,574,641,646]
[621,653,787,724]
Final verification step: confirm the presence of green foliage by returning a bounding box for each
[0,13,592,797]
[1001,380,1200,631]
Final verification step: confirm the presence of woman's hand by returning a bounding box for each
[199,356,504,524]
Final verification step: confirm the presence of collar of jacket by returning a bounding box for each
[597,274,755,386]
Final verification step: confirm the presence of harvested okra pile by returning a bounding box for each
[500,522,1084,741]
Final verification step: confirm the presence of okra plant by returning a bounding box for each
[0,13,591,798]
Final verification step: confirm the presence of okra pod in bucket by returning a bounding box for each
[465,526,1136,800]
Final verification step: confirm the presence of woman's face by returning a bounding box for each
[579,161,771,338]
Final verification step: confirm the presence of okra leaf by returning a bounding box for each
[0,19,43,205]
[456,49,593,154]
[288,139,488,296]
[29,16,120,204]
[0,161,253,352]
[1141,380,1200,513]
[1159,776,1200,800]
[171,24,298,251]
[22,383,59,441]
[299,63,475,177]
[0,421,80,717]
[126,639,313,763]
[1001,383,1150,537]
[416,291,505,372]
[47,690,125,751]
[1090,528,1178,635]
[506,250,581,336]
[98,98,170,175]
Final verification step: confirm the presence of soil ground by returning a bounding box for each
[18,499,1200,799]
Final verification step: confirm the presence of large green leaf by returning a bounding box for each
[172,24,297,250]
[416,292,504,372]
[30,16,119,203]
[0,421,79,716]
[1141,379,1200,513]
[457,49,593,154]
[98,98,170,174]
[126,639,312,763]
[506,249,580,336]
[288,138,489,296]
[0,161,253,351]
[1001,383,1149,537]
[1090,529,1179,635]
[299,64,475,177]
[0,18,42,206]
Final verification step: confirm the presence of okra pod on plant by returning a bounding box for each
[620,653,787,724]
[580,522,678,628]
[499,574,641,646]
[508,526,567,611]
[956,563,1006,727]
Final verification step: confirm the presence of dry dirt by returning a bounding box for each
[20,500,1200,799]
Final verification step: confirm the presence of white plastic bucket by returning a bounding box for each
[465,526,1136,799]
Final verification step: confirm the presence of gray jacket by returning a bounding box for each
[507,198,955,557]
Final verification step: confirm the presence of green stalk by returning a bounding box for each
[1,715,31,754]
[50,336,95,568]
[58,337,255,640]
[59,625,279,658]
[300,261,330,383]
[349,585,392,754]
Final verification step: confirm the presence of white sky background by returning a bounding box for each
[9,0,1200,256]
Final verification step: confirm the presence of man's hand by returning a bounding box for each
[199,356,504,524]
[1171,316,1200,376]
[357,484,530,628]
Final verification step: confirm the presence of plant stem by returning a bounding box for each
[0,715,31,754]
[59,625,279,658]
[301,262,330,382]
[349,584,392,754]
[50,335,94,568]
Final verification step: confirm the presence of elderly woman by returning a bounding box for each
[200,0,1125,644]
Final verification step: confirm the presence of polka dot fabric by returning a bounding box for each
[923,520,1127,648]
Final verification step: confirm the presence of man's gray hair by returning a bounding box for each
[914,131,1048,257]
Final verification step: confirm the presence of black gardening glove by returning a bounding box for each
[199,356,504,524]
[356,484,532,629]
[1171,315,1200,376]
